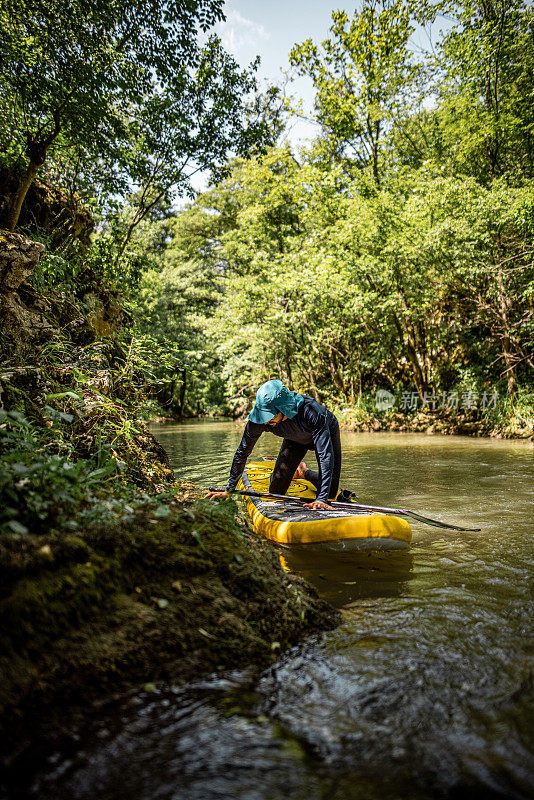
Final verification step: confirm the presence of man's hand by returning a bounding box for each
[302,500,332,510]
[205,490,231,501]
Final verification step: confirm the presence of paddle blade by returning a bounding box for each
[401,510,481,532]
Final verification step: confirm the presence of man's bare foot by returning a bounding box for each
[293,461,308,480]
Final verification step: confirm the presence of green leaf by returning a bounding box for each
[191,531,207,551]
[45,391,81,400]
[11,463,29,475]
[6,520,29,535]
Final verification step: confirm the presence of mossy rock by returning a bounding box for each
[0,499,339,758]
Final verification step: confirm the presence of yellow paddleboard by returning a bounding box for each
[238,459,412,551]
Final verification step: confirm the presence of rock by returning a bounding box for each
[83,290,130,336]
[0,230,58,352]
[0,169,94,254]
[0,231,45,291]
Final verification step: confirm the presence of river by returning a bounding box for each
[17,421,534,799]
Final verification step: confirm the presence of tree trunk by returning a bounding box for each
[177,369,187,416]
[116,187,166,260]
[496,268,517,397]
[5,125,62,231]
[391,312,428,400]
[5,161,41,232]
[302,367,320,401]
[285,355,294,390]
[328,347,345,395]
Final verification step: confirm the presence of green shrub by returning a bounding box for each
[0,410,124,537]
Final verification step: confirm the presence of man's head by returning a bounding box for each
[248,379,302,424]
[266,411,285,426]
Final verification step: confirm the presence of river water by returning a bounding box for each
[15,422,534,799]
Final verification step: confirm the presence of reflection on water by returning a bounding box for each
[278,549,414,607]
[7,422,533,800]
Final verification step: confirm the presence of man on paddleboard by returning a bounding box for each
[206,379,342,510]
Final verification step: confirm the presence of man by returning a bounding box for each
[206,379,342,510]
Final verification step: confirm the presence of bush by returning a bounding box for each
[0,410,125,537]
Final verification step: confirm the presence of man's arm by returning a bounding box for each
[226,421,263,491]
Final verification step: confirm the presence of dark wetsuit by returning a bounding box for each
[226,395,341,503]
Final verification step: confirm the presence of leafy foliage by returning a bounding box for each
[0,0,276,233]
[0,409,124,537]
[289,0,424,184]
[163,148,533,408]
[2,0,532,426]
[434,0,534,182]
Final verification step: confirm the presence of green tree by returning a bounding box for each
[433,0,534,182]
[0,0,274,234]
[183,150,534,404]
[289,0,422,185]
[129,204,232,415]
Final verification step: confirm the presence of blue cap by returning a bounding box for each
[248,379,304,424]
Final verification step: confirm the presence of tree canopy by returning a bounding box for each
[2,0,532,418]
[0,0,276,233]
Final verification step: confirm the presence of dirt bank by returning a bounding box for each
[0,495,339,766]
[336,407,534,440]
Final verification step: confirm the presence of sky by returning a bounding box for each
[213,0,339,149]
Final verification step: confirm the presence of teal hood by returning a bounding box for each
[248,379,304,424]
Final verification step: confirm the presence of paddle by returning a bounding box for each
[207,487,481,532]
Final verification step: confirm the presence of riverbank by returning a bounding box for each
[0,388,338,766]
[0,233,339,772]
[335,405,534,440]
[1,478,339,768]
[145,404,534,441]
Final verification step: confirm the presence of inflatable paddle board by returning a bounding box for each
[238,459,412,551]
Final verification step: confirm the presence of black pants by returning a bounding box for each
[269,419,342,501]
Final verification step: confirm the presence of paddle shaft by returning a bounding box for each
[207,487,481,532]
